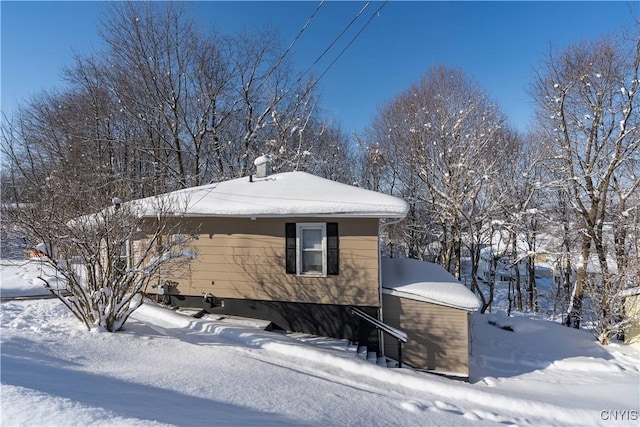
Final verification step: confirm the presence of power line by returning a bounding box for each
[309,1,388,93]
[265,0,388,135]
[220,1,325,177]
[299,1,372,82]
[269,1,325,79]
[246,0,387,144]
[250,1,324,98]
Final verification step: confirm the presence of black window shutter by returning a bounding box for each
[285,223,296,274]
[327,222,339,275]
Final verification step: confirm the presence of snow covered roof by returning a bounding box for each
[137,172,409,218]
[619,287,640,299]
[381,257,481,311]
[253,155,271,166]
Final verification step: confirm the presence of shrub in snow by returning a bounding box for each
[4,196,196,332]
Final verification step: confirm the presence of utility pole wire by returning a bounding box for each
[307,1,388,93]
[269,0,325,81]
[299,1,372,82]
[231,0,324,171]
[244,0,385,147]
[250,0,325,98]
[279,1,386,119]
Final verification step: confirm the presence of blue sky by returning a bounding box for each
[1,1,637,134]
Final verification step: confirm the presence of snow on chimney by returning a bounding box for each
[254,155,271,178]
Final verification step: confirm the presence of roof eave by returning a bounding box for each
[142,212,408,219]
[382,287,480,312]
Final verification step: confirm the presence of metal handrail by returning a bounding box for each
[351,307,408,368]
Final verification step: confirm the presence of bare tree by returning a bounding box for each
[491,133,548,313]
[1,55,196,333]
[365,66,514,312]
[533,28,640,340]
[1,184,194,332]
[0,1,356,331]
[100,2,224,188]
[2,1,345,203]
[298,123,358,183]
[96,2,332,186]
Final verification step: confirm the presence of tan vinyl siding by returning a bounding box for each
[142,217,380,306]
[624,294,640,345]
[382,293,470,375]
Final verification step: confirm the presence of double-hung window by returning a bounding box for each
[286,222,339,276]
[298,223,326,275]
[114,240,130,276]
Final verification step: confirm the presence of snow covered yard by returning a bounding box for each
[1,259,639,426]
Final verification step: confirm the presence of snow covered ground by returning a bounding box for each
[1,259,639,426]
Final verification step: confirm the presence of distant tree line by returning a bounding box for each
[1,2,355,210]
[361,26,639,343]
[1,2,638,342]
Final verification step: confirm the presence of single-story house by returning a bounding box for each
[381,257,480,378]
[131,157,479,376]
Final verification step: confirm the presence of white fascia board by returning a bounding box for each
[382,287,477,312]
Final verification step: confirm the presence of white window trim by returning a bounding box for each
[296,223,327,277]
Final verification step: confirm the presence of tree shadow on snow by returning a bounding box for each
[1,348,308,426]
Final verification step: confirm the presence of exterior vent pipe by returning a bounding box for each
[254,155,271,178]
